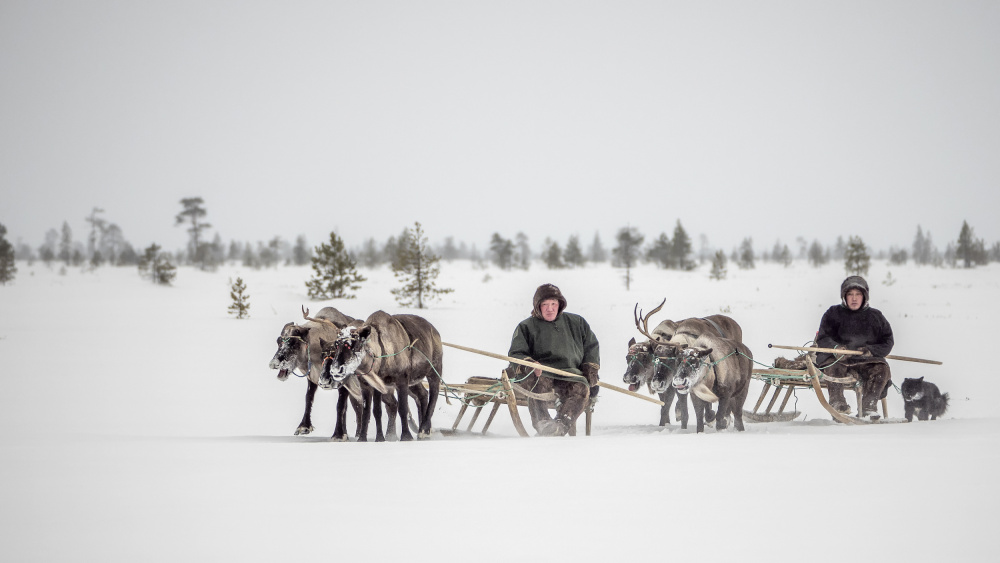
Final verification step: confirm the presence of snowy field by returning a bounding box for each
[1,259,997,562]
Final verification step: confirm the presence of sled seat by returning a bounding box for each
[448,373,592,437]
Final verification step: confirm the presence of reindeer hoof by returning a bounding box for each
[330,435,349,442]
[294,426,314,436]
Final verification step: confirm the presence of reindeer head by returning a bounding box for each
[649,343,685,393]
[671,347,713,394]
[318,325,372,389]
[269,323,309,380]
[623,338,656,391]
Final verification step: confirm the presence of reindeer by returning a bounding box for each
[318,336,428,442]
[268,306,362,436]
[667,333,753,433]
[631,299,742,428]
[320,311,442,441]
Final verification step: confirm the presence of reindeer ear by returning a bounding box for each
[700,348,713,357]
[628,337,636,347]
[318,337,329,349]
[357,325,372,340]
[917,376,924,382]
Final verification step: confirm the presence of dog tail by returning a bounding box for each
[937,392,950,416]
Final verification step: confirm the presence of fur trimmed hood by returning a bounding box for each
[841,275,870,310]
[532,283,567,319]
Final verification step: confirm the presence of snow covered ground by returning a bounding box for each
[1,260,997,562]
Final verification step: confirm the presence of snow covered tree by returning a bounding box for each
[175,197,212,269]
[0,223,17,285]
[306,232,365,299]
[613,226,644,290]
[775,244,792,267]
[843,235,870,276]
[138,243,176,285]
[709,250,727,281]
[564,234,585,267]
[391,222,452,308]
[85,207,107,265]
[228,277,250,319]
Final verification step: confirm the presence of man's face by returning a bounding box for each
[845,288,864,311]
[540,298,560,321]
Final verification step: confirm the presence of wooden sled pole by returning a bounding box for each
[769,344,942,365]
[803,355,866,425]
[442,341,665,406]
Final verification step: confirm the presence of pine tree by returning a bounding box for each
[737,238,755,269]
[542,240,566,269]
[956,220,984,268]
[175,197,212,269]
[514,232,531,270]
[59,221,73,265]
[306,232,366,299]
[292,235,311,266]
[228,277,250,319]
[646,233,673,268]
[671,220,695,270]
[138,243,177,285]
[564,235,585,267]
[709,250,727,281]
[489,233,514,270]
[843,235,870,276]
[0,223,17,285]
[776,244,792,267]
[613,226,644,290]
[391,222,452,308]
[589,231,608,263]
[808,240,828,267]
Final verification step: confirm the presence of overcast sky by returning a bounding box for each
[2,1,998,255]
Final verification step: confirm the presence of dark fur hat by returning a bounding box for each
[841,275,869,309]
[532,283,567,319]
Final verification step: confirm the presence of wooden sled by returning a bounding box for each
[750,360,889,425]
[446,372,593,437]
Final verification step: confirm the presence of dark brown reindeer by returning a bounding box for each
[320,311,442,441]
[667,333,753,433]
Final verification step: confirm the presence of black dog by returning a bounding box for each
[901,377,949,421]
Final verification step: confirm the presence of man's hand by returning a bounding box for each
[581,363,600,387]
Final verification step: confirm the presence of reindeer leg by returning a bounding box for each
[373,391,385,442]
[691,395,706,433]
[332,388,350,441]
[295,380,317,435]
[715,395,730,431]
[397,383,414,441]
[676,390,689,430]
[409,383,428,436]
[352,393,363,440]
[382,390,399,441]
[658,388,672,426]
[357,387,372,442]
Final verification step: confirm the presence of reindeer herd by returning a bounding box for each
[268,299,753,440]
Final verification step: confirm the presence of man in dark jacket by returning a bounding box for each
[815,275,893,419]
[507,283,600,436]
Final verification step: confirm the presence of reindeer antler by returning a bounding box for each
[301,305,338,327]
[634,298,668,343]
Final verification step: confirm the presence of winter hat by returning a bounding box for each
[532,283,567,319]
[840,275,869,309]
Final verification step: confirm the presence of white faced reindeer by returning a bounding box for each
[320,311,442,441]
[268,306,365,436]
[669,333,753,433]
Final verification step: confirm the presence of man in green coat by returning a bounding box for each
[507,283,600,436]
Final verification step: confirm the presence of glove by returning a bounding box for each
[581,362,600,387]
[859,347,872,357]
